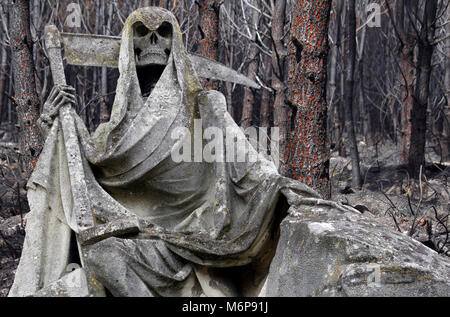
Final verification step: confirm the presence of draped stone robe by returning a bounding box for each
[9,7,352,297]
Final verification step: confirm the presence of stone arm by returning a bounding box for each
[38,84,145,245]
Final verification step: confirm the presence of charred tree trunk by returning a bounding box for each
[329,0,344,155]
[0,4,8,118]
[0,45,7,120]
[241,8,259,130]
[343,0,362,188]
[400,48,415,164]
[443,53,450,161]
[285,0,332,198]
[328,0,338,120]
[438,1,450,162]
[221,1,235,118]
[260,56,272,128]
[391,0,418,164]
[271,0,289,174]
[100,0,113,123]
[197,0,221,90]
[407,0,438,178]
[9,0,42,175]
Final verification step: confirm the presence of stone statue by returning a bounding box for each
[9,7,450,297]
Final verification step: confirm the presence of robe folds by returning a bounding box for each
[9,7,351,297]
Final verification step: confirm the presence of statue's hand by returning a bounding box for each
[39,85,77,137]
[43,85,77,119]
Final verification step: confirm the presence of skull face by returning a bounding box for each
[133,21,173,67]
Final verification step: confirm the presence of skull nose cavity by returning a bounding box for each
[150,33,158,44]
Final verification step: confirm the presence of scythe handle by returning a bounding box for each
[44,25,95,231]
[44,25,141,240]
[43,25,107,297]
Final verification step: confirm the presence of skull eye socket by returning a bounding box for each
[157,22,172,38]
[135,24,149,37]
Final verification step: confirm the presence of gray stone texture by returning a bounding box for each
[261,206,450,297]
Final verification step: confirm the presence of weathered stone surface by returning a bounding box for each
[78,216,140,246]
[33,269,89,297]
[261,207,450,297]
[11,7,296,297]
[61,33,259,87]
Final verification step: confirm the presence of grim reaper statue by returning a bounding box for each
[9,7,352,297]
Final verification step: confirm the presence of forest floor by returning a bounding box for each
[331,139,450,258]
[0,124,28,297]
[0,129,449,296]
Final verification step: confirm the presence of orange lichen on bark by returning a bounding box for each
[197,0,220,90]
[285,0,331,199]
[10,0,43,175]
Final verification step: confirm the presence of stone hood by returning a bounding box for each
[85,7,202,183]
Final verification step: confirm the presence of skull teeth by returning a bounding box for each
[135,52,165,62]
[140,52,166,59]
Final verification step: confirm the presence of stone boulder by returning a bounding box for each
[261,206,450,296]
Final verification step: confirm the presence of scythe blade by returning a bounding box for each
[60,32,260,89]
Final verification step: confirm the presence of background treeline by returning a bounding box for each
[0,0,449,198]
